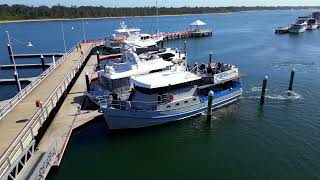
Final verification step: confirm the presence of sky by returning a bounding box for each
[1,0,320,7]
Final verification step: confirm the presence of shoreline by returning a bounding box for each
[0,8,317,24]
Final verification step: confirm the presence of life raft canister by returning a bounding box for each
[167,94,174,102]
[115,37,124,42]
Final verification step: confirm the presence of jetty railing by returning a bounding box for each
[0,43,94,178]
[0,41,81,120]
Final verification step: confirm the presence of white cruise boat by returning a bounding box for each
[104,22,163,53]
[87,48,186,105]
[288,18,308,33]
[100,62,245,129]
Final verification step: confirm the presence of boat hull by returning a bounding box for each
[101,89,242,129]
[288,26,307,33]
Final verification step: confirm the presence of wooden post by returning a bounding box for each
[40,55,45,71]
[96,50,100,70]
[85,72,90,92]
[207,90,214,121]
[288,68,295,91]
[52,55,56,67]
[14,71,22,93]
[260,76,268,105]
[184,41,187,54]
[161,40,164,48]
[209,52,212,64]
[7,44,12,61]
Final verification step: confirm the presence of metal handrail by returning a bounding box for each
[0,42,94,177]
[0,41,81,120]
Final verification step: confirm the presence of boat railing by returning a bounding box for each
[100,97,166,112]
[0,40,82,120]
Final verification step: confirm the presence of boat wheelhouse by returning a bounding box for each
[100,63,245,129]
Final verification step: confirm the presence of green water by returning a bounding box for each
[38,10,320,180]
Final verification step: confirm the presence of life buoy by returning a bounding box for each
[167,94,174,102]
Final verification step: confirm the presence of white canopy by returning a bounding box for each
[189,20,206,26]
[130,70,201,89]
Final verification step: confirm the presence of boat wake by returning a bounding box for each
[249,86,268,92]
[245,90,302,100]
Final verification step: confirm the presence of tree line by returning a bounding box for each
[0,4,319,20]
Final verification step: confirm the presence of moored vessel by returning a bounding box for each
[100,62,245,129]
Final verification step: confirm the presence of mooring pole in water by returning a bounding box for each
[179,51,181,58]
[85,72,90,92]
[40,54,45,71]
[161,40,164,48]
[288,68,295,91]
[184,41,187,54]
[14,71,22,93]
[260,76,268,105]
[207,90,214,121]
[52,55,56,67]
[96,50,100,70]
[7,44,12,61]
[209,52,212,64]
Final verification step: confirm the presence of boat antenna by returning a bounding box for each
[156,0,159,35]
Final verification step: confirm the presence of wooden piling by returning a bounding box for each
[288,69,295,91]
[209,52,212,63]
[85,72,90,92]
[207,90,214,121]
[40,55,45,71]
[96,51,100,70]
[260,76,268,105]
[7,44,12,61]
[14,71,22,93]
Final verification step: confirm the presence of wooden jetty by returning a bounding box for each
[0,41,97,180]
[17,55,102,179]
[156,29,213,41]
[12,53,64,59]
[0,64,50,69]
[0,77,36,85]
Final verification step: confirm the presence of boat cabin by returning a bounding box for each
[99,50,174,93]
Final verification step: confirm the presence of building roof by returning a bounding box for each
[130,70,201,89]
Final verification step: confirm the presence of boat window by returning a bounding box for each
[175,103,180,106]
[158,53,175,60]
[167,105,171,108]
[193,98,197,101]
[184,100,188,104]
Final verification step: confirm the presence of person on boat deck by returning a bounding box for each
[199,63,206,71]
[193,63,198,72]
[207,63,213,75]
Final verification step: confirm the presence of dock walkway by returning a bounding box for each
[17,55,102,180]
[0,42,94,178]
